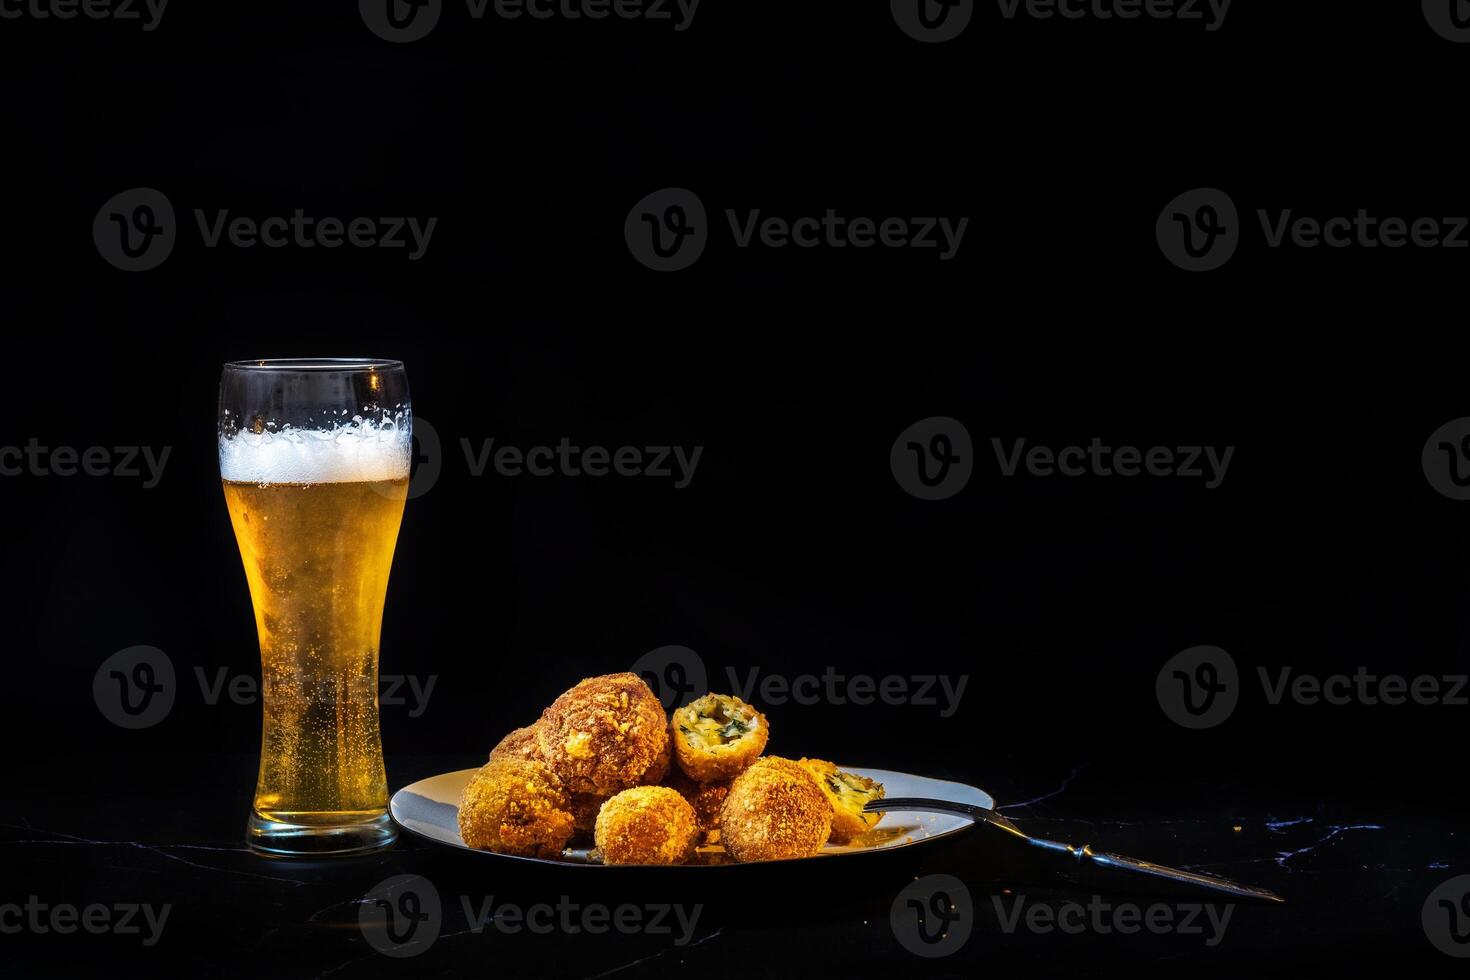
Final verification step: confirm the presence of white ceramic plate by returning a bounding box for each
[390,766,990,868]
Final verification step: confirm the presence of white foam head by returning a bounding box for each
[219,418,412,484]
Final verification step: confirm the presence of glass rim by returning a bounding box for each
[222,357,404,372]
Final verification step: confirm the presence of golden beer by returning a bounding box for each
[223,476,408,827]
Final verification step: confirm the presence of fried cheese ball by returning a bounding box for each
[719,756,831,862]
[593,786,699,866]
[664,769,731,840]
[458,757,575,858]
[536,673,670,795]
[569,719,674,836]
[671,693,769,782]
[489,723,543,762]
[798,758,886,843]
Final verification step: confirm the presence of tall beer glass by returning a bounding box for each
[219,359,411,855]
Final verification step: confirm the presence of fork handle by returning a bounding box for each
[866,797,1284,904]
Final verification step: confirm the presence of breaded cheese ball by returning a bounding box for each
[458,757,575,858]
[489,723,543,762]
[719,756,831,862]
[536,673,670,795]
[593,786,699,866]
[798,758,885,843]
[664,769,731,840]
[570,718,675,835]
[671,693,769,782]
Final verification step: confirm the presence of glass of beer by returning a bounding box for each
[218,359,411,855]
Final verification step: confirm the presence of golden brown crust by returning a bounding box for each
[670,693,769,782]
[457,757,575,858]
[568,792,608,837]
[662,769,731,839]
[798,757,885,843]
[638,731,672,785]
[489,723,543,763]
[593,786,699,865]
[536,673,670,795]
[719,756,831,862]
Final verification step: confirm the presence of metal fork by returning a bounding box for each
[866,798,1285,904]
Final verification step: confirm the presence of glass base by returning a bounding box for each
[246,810,397,857]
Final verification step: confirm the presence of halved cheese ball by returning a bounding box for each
[671,693,769,782]
[798,758,885,842]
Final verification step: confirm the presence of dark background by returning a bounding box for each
[2,2,1468,976]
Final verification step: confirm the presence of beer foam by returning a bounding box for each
[219,420,412,484]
